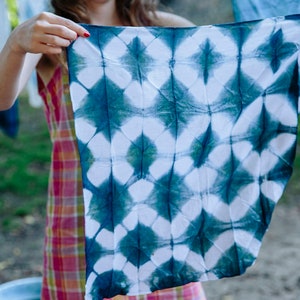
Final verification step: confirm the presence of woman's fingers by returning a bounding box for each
[10,12,90,55]
[31,42,65,54]
[38,12,90,39]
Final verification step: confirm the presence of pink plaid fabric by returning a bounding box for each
[38,67,86,299]
[37,67,206,300]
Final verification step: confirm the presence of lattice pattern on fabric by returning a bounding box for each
[67,15,300,299]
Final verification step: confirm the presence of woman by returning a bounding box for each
[0,1,206,299]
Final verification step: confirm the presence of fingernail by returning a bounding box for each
[84,32,90,38]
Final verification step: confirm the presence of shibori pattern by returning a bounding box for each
[67,15,300,299]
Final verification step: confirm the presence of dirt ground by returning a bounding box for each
[1,1,300,299]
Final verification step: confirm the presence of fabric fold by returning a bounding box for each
[67,15,300,299]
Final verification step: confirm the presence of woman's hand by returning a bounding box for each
[0,12,90,110]
[8,12,90,55]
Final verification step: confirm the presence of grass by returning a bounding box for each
[283,144,300,203]
[0,93,51,231]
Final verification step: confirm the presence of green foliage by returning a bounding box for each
[0,94,51,231]
[0,131,50,195]
[5,0,19,28]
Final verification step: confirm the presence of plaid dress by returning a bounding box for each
[37,66,206,300]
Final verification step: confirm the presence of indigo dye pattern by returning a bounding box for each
[67,16,300,299]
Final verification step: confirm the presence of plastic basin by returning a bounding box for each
[0,277,42,300]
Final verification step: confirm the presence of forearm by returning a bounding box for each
[0,37,40,111]
[0,12,90,111]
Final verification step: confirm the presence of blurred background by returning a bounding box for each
[0,0,300,299]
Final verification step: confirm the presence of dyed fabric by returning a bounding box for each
[38,67,206,300]
[231,1,300,113]
[67,16,299,298]
[231,0,300,21]
[0,101,19,138]
[105,282,206,300]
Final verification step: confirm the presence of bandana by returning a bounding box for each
[67,15,299,299]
